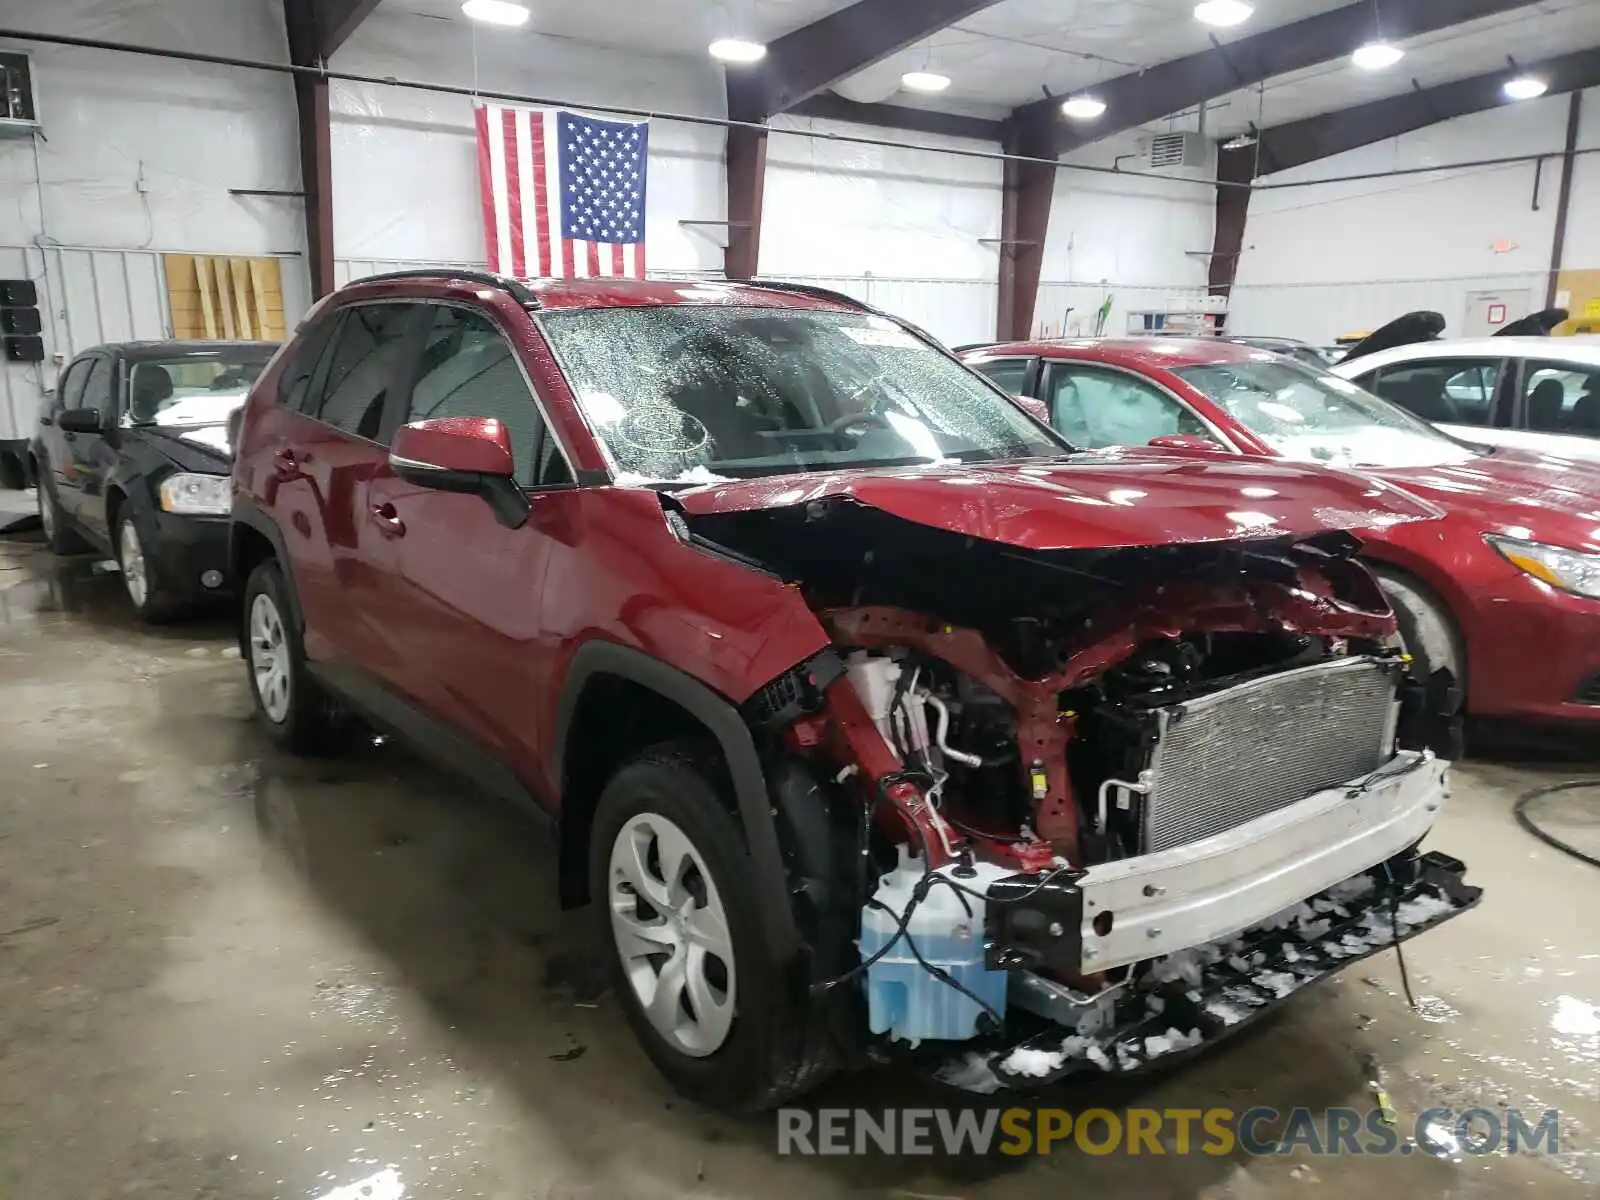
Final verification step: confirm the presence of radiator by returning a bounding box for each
[1140,657,1400,855]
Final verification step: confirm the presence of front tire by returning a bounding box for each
[117,509,184,622]
[1373,567,1466,699]
[592,742,835,1111]
[242,559,344,754]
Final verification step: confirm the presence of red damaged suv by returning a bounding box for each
[231,271,1478,1110]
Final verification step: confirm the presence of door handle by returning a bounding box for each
[272,448,307,481]
[370,502,405,538]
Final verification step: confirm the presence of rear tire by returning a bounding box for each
[591,741,836,1111]
[242,558,345,754]
[36,470,87,555]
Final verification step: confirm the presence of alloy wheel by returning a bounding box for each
[120,521,148,608]
[608,812,736,1057]
[249,592,292,724]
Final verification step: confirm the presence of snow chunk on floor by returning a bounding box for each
[1000,1046,1068,1078]
[1145,1027,1204,1057]
[1206,1000,1250,1026]
[1328,875,1377,903]
[1395,892,1456,929]
[1254,970,1299,998]
[937,1051,1004,1094]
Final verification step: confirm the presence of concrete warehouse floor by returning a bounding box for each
[1,530,1597,1200]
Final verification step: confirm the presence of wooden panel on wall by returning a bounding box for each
[164,255,287,342]
[1555,268,1600,334]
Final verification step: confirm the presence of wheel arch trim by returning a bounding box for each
[554,640,801,960]
[231,498,303,633]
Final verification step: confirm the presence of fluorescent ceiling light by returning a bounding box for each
[1351,41,1404,70]
[901,71,952,93]
[1194,1,1254,28]
[709,38,767,64]
[461,0,530,27]
[1061,94,1107,120]
[1223,133,1257,150]
[1503,75,1549,100]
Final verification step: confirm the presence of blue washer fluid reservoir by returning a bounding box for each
[860,848,1012,1045]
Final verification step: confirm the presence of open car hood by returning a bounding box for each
[671,451,1442,552]
[1337,311,1446,364]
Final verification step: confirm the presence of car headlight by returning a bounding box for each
[158,472,231,516]
[1485,534,1600,600]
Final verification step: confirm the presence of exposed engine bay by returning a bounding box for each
[680,493,1479,1086]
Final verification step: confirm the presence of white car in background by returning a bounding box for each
[1330,336,1600,464]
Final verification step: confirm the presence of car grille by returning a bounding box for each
[1140,657,1400,855]
[1574,673,1600,706]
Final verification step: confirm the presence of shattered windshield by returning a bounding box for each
[537,306,1064,481]
[1174,360,1477,469]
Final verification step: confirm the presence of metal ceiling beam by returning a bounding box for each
[788,93,1004,142]
[728,0,1008,121]
[1229,46,1600,178]
[1009,0,1545,155]
[312,0,381,60]
[723,0,1006,279]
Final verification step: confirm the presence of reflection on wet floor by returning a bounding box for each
[1,532,1597,1199]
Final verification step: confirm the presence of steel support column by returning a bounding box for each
[294,74,336,299]
[996,121,1055,341]
[724,125,768,281]
[1209,145,1256,302]
[1547,91,1584,309]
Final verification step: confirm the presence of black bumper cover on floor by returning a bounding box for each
[929,851,1481,1092]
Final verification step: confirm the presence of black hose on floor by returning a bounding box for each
[1513,780,1600,869]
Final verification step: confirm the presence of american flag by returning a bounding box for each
[474,105,649,279]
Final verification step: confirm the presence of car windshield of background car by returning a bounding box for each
[538,306,1066,482]
[1173,360,1478,469]
[128,353,275,433]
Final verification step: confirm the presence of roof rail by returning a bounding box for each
[351,268,542,309]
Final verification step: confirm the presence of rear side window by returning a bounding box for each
[1371,358,1503,427]
[279,313,342,414]
[307,303,419,443]
[402,305,571,487]
[1521,361,1600,435]
[970,357,1032,396]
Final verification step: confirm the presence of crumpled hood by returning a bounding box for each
[138,423,232,471]
[672,450,1442,552]
[1369,446,1600,554]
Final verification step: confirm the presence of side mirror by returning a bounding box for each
[58,409,105,434]
[1148,433,1219,453]
[1013,395,1051,424]
[389,417,530,529]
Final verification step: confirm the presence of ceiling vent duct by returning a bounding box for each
[0,52,39,138]
[1141,131,1211,171]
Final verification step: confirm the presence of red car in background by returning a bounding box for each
[963,338,1600,732]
